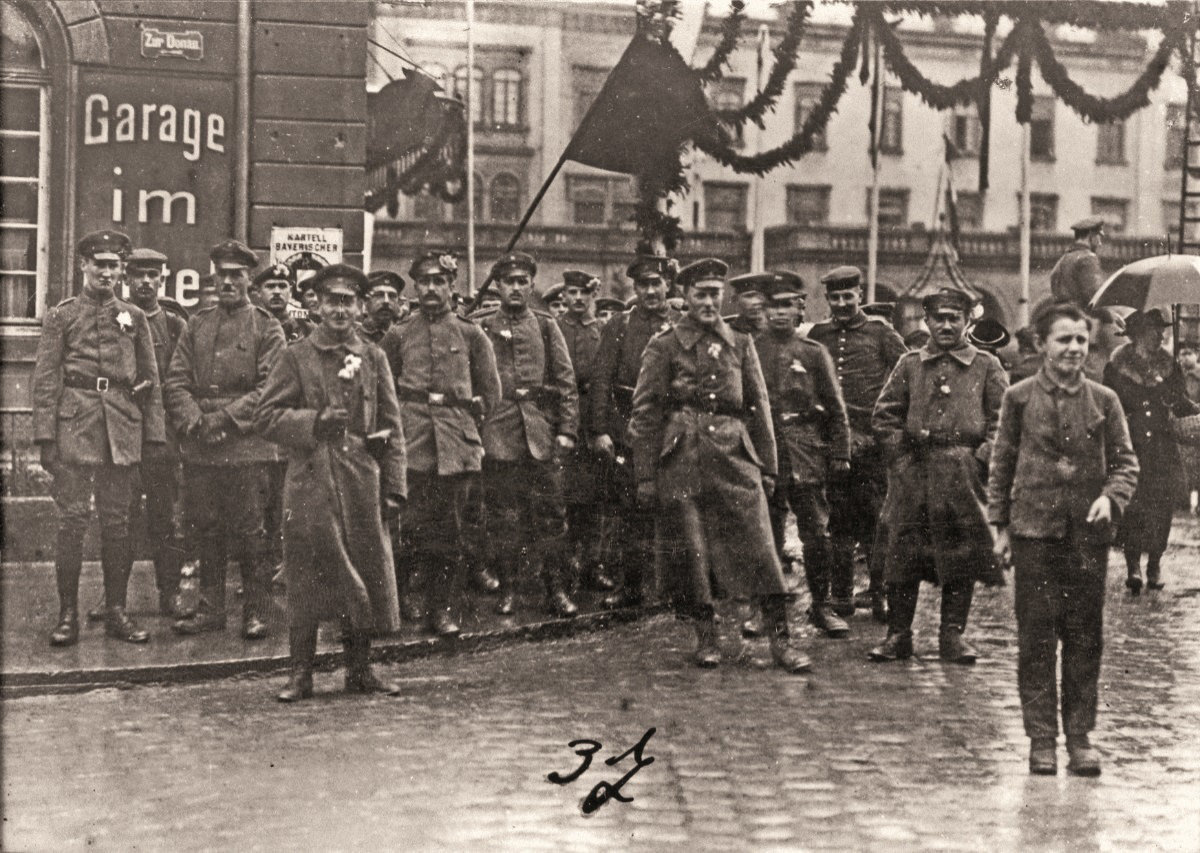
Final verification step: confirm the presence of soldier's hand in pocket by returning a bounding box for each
[314,406,349,441]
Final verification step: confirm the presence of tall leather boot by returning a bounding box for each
[804,540,848,638]
[1146,555,1165,591]
[939,580,977,664]
[692,609,721,668]
[829,537,856,617]
[1124,548,1143,596]
[173,543,227,634]
[763,595,811,674]
[101,535,149,643]
[277,624,317,702]
[399,557,425,623]
[344,629,401,695]
[868,582,918,662]
[154,539,185,616]
[543,546,579,619]
[426,559,461,637]
[240,553,270,640]
[50,529,83,647]
[603,531,647,609]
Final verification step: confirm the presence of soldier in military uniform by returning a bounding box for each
[808,266,908,621]
[164,240,285,640]
[358,270,405,344]
[752,272,853,638]
[630,259,810,672]
[725,273,769,335]
[32,229,165,646]
[590,255,679,609]
[381,250,502,635]
[556,270,614,593]
[542,282,567,318]
[595,297,625,324]
[476,252,580,617]
[1049,216,1105,308]
[253,264,312,344]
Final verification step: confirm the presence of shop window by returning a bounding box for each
[0,1,48,320]
[785,185,830,226]
[1096,120,1126,165]
[880,87,903,155]
[491,69,522,128]
[793,82,827,151]
[489,172,521,222]
[1030,97,1055,162]
[1029,192,1058,232]
[704,182,748,232]
[1090,197,1128,234]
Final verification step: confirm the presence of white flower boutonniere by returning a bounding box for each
[438,254,458,273]
[790,359,807,374]
[499,329,513,341]
[707,342,722,359]
[338,353,363,380]
[116,310,133,333]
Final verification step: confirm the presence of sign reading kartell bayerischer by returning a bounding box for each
[270,227,344,285]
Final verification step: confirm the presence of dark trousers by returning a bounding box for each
[886,577,975,636]
[261,460,287,566]
[769,479,834,604]
[1013,534,1107,739]
[183,463,269,614]
[402,472,470,616]
[483,457,569,594]
[132,459,184,596]
[53,462,135,609]
[600,452,655,600]
[827,447,887,601]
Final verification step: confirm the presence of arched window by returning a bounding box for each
[452,65,484,124]
[491,69,522,128]
[1,1,49,320]
[489,173,521,223]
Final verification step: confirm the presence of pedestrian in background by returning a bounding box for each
[1103,308,1199,593]
[1049,216,1105,308]
[988,303,1139,776]
[256,264,406,702]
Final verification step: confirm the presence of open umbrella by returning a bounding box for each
[1089,254,1200,312]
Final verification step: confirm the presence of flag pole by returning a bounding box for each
[866,30,884,304]
[1019,121,1031,328]
[466,0,477,294]
[749,24,770,272]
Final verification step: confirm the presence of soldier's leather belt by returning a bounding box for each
[194,387,246,399]
[397,388,475,410]
[64,374,129,393]
[668,396,746,418]
[505,386,558,406]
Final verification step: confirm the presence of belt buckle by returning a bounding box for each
[428,392,445,406]
[96,377,109,392]
[515,388,531,400]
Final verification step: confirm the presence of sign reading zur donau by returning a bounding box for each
[140,28,204,61]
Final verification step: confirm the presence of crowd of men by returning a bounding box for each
[32,214,1198,775]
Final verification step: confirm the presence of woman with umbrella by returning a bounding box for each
[1103,309,1199,594]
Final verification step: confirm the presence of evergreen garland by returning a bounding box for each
[696,0,747,83]
[875,1,1184,33]
[717,0,814,129]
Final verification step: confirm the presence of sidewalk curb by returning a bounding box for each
[0,605,668,699]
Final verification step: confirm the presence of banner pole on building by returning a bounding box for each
[866,32,883,304]
[1019,122,1031,327]
[466,0,477,294]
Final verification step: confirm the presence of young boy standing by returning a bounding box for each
[987,303,1139,776]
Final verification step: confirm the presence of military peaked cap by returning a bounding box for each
[253,263,293,288]
[626,255,674,280]
[209,239,258,268]
[562,270,600,292]
[409,250,458,278]
[819,265,862,290]
[307,263,370,298]
[78,229,132,260]
[676,258,728,290]
[921,287,976,314]
[490,251,537,278]
[595,297,627,313]
[861,301,895,321]
[727,272,772,298]
[367,269,405,293]
[125,247,168,269]
[968,317,1011,349]
[542,283,566,304]
[1070,215,1105,235]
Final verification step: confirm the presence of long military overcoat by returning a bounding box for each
[559,310,603,503]
[254,328,405,633]
[630,315,786,605]
[872,342,1008,586]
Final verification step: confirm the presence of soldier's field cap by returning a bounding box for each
[409,250,457,279]
[676,258,728,290]
[307,263,370,298]
[727,272,771,298]
[490,251,537,278]
[209,239,258,269]
[921,286,975,314]
[626,254,673,280]
[861,301,895,321]
[562,270,600,292]
[1071,215,1105,235]
[367,269,405,293]
[595,296,627,313]
[253,263,293,288]
[968,317,1011,349]
[820,265,862,291]
[126,247,168,270]
[542,283,566,304]
[78,229,132,261]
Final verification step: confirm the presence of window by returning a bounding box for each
[954,191,984,230]
[1090,197,1128,234]
[785,185,831,226]
[880,87,903,155]
[1165,103,1187,170]
[704,182,748,231]
[709,76,745,147]
[1,2,48,320]
[491,68,522,128]
[869,188,909,227]
[1029,193,1058,232]
[489,173,521,222]
[1030,96,1055,162]
[793,83,827,151]
[453,65,485,124]
[1095,120,1126,165]
[566,175,635,227]
[948,108,981,157]
[573,67,610,131]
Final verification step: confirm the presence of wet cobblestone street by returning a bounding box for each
[4,520,1199,851]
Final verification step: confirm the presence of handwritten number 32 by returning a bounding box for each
[547,727,656,814]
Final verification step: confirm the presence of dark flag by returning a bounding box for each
[564,34,722,174]
[943,133,961,252]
